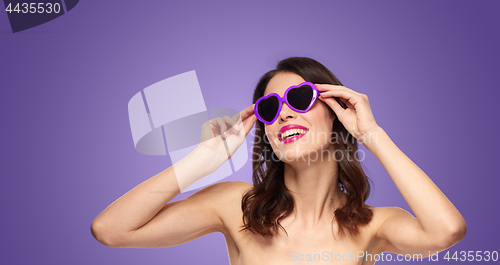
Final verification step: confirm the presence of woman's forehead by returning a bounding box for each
[264,72,306,97]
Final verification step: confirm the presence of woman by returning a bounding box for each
[91,57,466,264]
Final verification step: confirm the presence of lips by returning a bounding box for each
[278,124,309,142]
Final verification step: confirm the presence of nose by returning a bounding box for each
[278,102,297,122]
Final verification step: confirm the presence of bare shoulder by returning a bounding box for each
[371,206,414,220]
[368,206,415,227]
[370,206,413,218]
[363,206,415,252]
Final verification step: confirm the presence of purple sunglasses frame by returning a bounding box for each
[254,82,324,124]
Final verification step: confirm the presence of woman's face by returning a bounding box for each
[263,72,336,163]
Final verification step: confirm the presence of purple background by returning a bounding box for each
[1,1,499,264]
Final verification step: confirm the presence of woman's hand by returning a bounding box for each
[199,104,257,167]
[316,84,380,143]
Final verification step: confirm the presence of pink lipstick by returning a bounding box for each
[278,124,309,144]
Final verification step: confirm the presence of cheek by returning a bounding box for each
[306,112,335,143]
[317,101,336,118]
[306,109,332,128]
[317,104,336,126]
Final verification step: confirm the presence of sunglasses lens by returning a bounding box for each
[257,96,280,123]
[287,84,314,111]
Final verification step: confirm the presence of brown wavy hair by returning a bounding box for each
[241,57,373,238]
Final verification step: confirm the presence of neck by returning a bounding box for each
[283,147,346,230]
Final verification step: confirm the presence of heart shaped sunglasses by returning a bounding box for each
[254,82,324,124]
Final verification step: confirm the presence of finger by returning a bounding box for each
[238,104,256,122]
[223,115,236,128]
[319,96,345,117]
[321,93,352,108]
[317,84,363,108]
[232,103,256,131]
[320,90,362,109]
[230,113,245,134]
[231,112,243,130]
[338,96,355,109]
[223,115,240,134]
[215,117,227,138]
[208,120,216,138]
[316,84,361,95]
[241,114,257,137]
[321,91,373,118]
[320,91,353,109]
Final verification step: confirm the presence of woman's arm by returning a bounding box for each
[365,126,467,255]
[91,105,257,248]
[90,146,221,247]
[316,84,466,256]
